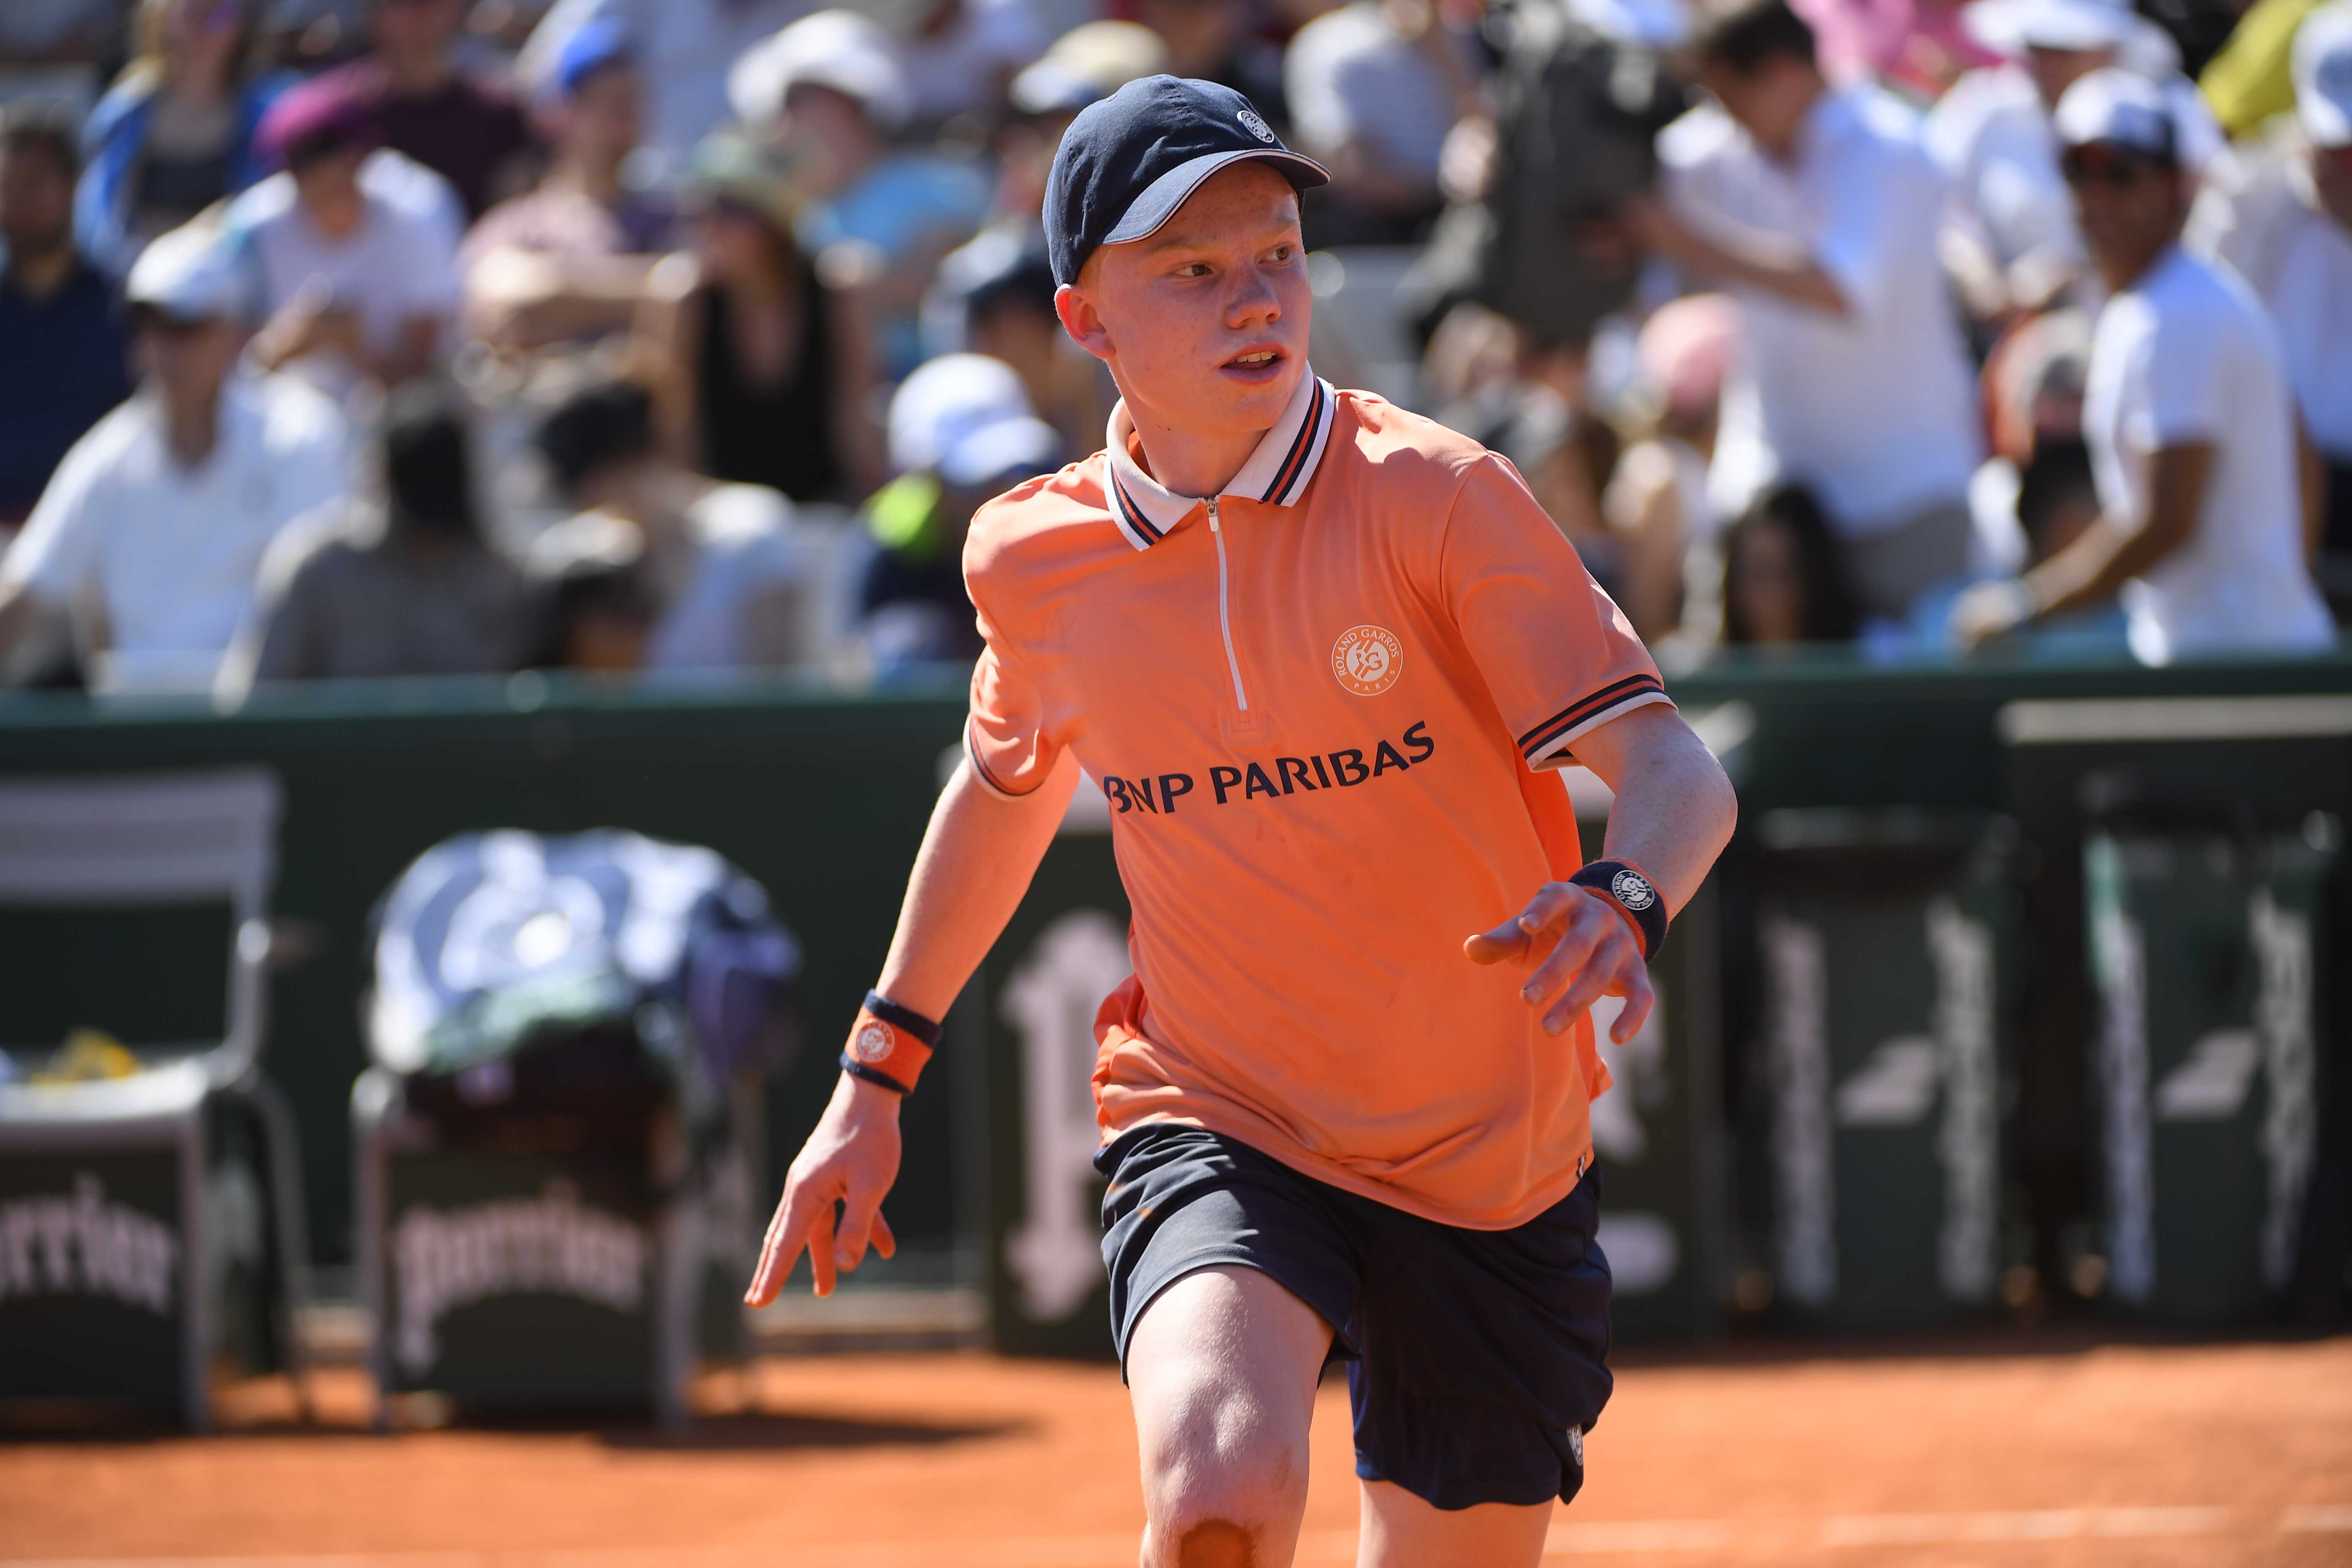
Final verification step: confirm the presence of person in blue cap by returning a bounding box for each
[747,75,1736,1568]
[459,19,675,352]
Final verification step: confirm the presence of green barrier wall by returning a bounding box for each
[3,653,2347,1293]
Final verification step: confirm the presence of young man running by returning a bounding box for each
[746,77,1738,1568]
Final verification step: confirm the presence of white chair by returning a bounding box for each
[0,768,308,1429]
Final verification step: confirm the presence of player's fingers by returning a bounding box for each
[1463,922,1530,964]
[807,1200,839,1298]
[1546,923,1641,1034]
[1466,884,1576,965]
[745,1178,817,1307]
[833,1181,885,1273]
[1609,963,1658,1045]
[1519,897,1610,1006]
[873,1209,897,1260]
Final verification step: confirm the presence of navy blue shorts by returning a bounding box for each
[1097,1123,1613,1512]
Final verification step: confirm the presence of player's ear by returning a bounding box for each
[1055,279,1115,366]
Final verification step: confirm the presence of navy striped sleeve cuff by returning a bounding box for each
[1517,675,1670,766]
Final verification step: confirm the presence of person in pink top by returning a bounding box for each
[1792,0,2001,99]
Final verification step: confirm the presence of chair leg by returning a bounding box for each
[248,1078,315,1424]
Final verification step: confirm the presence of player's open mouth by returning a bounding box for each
[1220,348,1285,380]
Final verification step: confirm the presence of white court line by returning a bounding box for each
[2282,1504,2352,1533]
[1545,1520,1737,1555]
[1822,1508,2231,1546]
[7,1506,2341,1567]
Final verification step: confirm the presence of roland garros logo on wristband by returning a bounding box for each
[1610,868,1657,911]
[851,1018,896,1063]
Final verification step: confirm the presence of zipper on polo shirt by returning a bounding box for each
[1206,498,1250,713]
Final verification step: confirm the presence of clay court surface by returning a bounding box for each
[4,1335,2349,1567]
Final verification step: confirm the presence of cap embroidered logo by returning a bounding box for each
[1237,108,1277,144]
[1611,869,1658,911]
[1332,625,1404,695]
[852,1020,896,1063]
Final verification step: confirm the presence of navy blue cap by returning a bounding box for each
[553,18,634,99]
[1044,75,1328,287]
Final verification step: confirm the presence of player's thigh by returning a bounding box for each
[1127,1263,1333,1528]
[1356,1477,1553,1568]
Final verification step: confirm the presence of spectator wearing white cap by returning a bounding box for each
[0,221,353,690]
[855,352,1063,675]
[730,10,990,374]
[2189,2,2352,612]
[520,0,805,181]
[1955,69,2336,661]
[1927,0,2221,320]
[1633,0,1982,623]
[528,376,826,674]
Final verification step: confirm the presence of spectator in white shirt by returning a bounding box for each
[1928,0,2221,321]
[2188,3,2352,613]
[229,76,461,400]
[1955,70,2335,662]
[1632,0,1982,622]
[0,221,352,691]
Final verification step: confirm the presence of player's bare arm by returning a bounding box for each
[744,749,1080,1304]
[1466,702,1737,1043]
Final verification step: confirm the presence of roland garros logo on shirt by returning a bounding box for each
[852,1018,896,1063]
[1331,625,1403,695]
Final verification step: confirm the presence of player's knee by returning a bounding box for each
[1138,1382,1307,1565]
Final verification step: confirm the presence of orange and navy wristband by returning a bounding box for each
[839,991,939,1094]
[1570,860,1668,961]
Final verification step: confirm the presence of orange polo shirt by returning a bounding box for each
[964,370,1671,1230]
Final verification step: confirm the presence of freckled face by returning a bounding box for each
[1060,161,1311,444]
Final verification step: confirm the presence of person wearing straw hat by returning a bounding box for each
[1954,68,2333,660]
[1926,0,2221,318]
[2189,2,2352,613]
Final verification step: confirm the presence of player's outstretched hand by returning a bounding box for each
[745,1073,903,1305]
[1465,882,1654,1045]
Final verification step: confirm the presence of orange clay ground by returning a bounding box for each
[3,1334,2349,1566]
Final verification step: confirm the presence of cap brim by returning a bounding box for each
[1964,0,2140,53]
[2305,95,2352,148]
[941,415,1063,488]
[1101,148,1332,249]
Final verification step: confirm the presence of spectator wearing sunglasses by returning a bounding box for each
[1955,68,2333,662]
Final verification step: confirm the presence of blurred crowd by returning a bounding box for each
[0,0,2346,695]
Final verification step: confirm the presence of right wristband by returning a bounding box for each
[1569,859,1668,962]
[839,991,939,1095]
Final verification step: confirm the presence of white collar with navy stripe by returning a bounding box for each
[1102,369,1337,552]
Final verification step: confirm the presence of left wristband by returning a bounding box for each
[1569,859,1668,962]
[839,991,940,1095]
